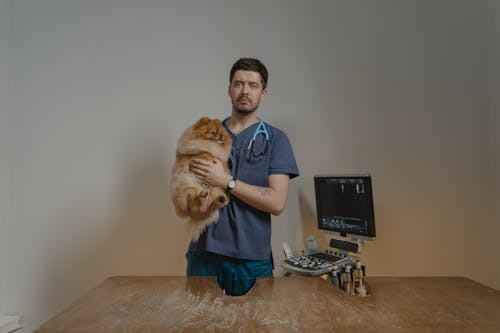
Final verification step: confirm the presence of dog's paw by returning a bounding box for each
[217,194,227,204]
[213,190,229,208]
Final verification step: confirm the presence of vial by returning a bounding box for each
[306,235,318,254]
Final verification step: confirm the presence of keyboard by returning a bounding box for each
[309,252,344,262]
[281,251,350,276]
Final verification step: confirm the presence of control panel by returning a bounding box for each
[281,242,371,297]
[281,251,350,276]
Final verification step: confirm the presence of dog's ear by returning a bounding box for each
[213,119,222,127]
[194,117,211,129]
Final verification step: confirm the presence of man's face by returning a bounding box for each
[228,70,267,115]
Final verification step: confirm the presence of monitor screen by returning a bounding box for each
[314,175,376,239]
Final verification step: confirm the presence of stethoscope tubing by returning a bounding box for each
[247,117,270,149]
[223,116,271,161]
[222,116,270,148]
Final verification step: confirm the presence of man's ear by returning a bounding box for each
[260,88,267,102]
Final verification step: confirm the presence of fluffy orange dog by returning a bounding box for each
[171,117,232,241]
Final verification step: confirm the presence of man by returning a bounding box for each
[187,58,299,296]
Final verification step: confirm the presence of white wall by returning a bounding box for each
[3,0,497,331]
[0,0,13,318]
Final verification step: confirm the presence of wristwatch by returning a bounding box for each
[227,177,237,191]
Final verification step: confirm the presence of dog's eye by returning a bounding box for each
[209,130,216,135]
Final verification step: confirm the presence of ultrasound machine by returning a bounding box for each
[281,175,376,296]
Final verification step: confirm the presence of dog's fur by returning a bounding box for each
[171,117,232,241]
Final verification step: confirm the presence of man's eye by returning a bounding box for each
[250,84,258,89]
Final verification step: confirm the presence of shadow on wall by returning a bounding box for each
[37,141,189,326]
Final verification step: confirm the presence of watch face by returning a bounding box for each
[228,180,236,189]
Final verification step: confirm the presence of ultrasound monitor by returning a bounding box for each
[314,175,376,240]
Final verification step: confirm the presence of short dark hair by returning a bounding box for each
[229,58,268,89]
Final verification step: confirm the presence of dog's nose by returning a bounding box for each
[218,195,226,203]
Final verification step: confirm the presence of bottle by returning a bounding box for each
[329,267,340,287]
[342,265,353,294]
[306,235,318,254]
[353,261,364,293]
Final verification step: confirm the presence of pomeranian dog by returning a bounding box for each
[171,117,232,241]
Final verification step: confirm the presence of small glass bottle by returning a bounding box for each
[306,235,318,254]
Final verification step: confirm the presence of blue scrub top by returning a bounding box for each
[189,119,299,260]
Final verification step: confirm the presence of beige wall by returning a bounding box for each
[0,0,13,317]
[490,0,500,290]
[2,0,497,331]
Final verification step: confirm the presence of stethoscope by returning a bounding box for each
[247,117,270,158]
[223,116,270,159]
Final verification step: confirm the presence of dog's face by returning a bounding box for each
[192,117,231,145]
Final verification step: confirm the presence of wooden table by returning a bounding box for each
[35,276,500,332]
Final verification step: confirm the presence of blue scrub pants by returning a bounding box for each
[186,251,273,296]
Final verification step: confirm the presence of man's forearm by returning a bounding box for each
[189,157,290,215]
[229,174,290,216]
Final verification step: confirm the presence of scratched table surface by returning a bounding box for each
[35,276,500,333]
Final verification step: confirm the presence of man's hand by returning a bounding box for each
[190,158,232,188]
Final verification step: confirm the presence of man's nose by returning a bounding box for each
[241,84,250,94]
